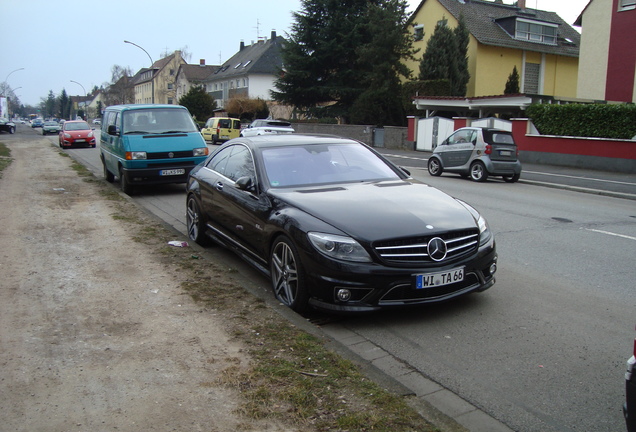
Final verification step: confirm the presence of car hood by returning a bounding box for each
[269,180,478,241]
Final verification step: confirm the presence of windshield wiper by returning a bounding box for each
[124,130,150,135]
[160,130,188,134]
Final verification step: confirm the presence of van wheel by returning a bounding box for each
[503,173,520,183]
[427,158,443,176]
[103,159,115,183]
[119,167,134,195]
[470,161,488,182]
[212,135,218,145]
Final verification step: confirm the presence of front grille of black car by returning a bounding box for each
[147,151,195,160]
[379,273,480,304]
[373,229,479,265]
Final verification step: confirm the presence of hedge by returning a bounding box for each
[525,103,636,140]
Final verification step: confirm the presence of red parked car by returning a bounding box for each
[59,120,96,148]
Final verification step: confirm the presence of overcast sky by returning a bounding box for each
[1,0,589,107]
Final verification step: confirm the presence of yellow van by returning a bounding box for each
[201,117,241,144]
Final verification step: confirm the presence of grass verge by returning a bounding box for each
[72,155,437,432]
[0,142,12,178]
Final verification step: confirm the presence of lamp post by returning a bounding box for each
[124,40,155,104]
[3,67,24,90]
[70,80,87,120]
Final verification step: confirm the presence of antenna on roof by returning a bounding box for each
[255,19,261,40]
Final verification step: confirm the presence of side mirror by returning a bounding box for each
[107,124,119,136]
[235,176,255,192]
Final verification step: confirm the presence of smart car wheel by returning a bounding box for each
[503,173,520,183]
[428,158,443,176]
[270,236,309,313]
[186,195,211,246]
[470,161,488,182]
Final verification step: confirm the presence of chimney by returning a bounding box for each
[199,59,205,66]
[240,40,245,51]
[517,0,526,8]
[271,30,277,42]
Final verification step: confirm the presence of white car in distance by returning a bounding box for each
[240,119,294,137]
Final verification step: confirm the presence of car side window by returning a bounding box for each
[207,145,255,183]
[448,130,475,145]
[223,145,255,182]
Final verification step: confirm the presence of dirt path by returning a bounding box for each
[0,136,289,431]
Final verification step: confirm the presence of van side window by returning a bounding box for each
[233,120,241,130]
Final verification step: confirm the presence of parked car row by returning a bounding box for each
[0,118,16,134]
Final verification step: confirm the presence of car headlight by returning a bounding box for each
[125,151,147,160]
[478,215,492,245]
[308,232,372,263]
[88,131,94,138]
[193,147,208,157]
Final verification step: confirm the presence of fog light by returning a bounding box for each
[337,289,352,302]
[490,263,497,275]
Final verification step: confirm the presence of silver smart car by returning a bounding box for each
[427,127,522,182]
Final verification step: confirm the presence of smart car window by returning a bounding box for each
[448,130,473,144]
[492,133,515,144]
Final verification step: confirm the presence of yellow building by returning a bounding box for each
[406,0,580,98]
[131,50,186,105]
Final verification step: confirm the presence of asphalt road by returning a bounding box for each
[26,124,636,431]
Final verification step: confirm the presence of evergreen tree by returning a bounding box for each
[178,85,216,123]
[419,16,470,97]
[504,66,520,94]
[58,89,71,120]
[452,15,470,96]
[272,0,416,125]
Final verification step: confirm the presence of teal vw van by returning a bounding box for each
[100,104,208,194]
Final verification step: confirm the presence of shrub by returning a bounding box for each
[526,103,636,139]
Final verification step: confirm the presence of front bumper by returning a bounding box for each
[304,240,497,313]
[121,163,201,186]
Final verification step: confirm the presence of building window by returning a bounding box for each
[515,19,557,44]
[167,83,173,90]
[413,24,424,41]
[168,98,173,104]
[619,0,636,10]
[523,63,540,94]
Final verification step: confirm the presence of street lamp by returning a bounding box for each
[124,40,155,104]
[3,67,24,86]
[70,80,87,120]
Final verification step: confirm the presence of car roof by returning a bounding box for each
[233,133,362,149]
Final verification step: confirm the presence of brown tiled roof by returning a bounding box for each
[413,0,580,58]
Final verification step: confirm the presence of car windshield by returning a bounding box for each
[65,121,90,130]
[122,108,198,135]
[261,143,401,187]
[44,121,57,126]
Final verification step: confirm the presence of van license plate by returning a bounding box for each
[160,169,185,176]
[415,267,464,289]
[221,135,229,139]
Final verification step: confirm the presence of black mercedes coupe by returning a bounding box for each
[186,134,497,313]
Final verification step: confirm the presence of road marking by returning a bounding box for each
[524,170,636,187]
[586,228,636,241]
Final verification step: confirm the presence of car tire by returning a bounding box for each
[270,236,309,313]
[103,159,115,183]
[428,158,443,176]
[9,126,15,134]
[119,167,134,195]
[470,161,488,182]
[503,173,520,183]
[186,195,211,246]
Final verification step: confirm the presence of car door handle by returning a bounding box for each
[215,181,224,191]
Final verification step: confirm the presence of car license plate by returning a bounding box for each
[500,150,512,156]
[415,267,464,289]
[160,169,185,176]
[76,139,85,143]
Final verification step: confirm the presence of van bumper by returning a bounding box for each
[121,164,198,185]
